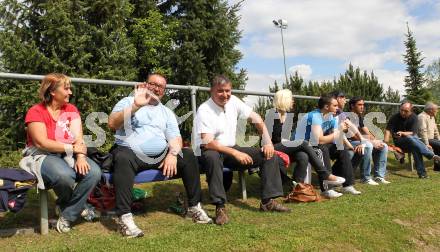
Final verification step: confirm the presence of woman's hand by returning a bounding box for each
[75,155,90,175]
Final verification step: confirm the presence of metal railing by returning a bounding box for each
[0,72,423,114]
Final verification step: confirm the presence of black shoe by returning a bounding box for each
[248,167,259,175]
[399,156,405,164]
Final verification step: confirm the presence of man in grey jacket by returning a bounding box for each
[418,102,440,171]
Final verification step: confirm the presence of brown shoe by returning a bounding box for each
[215,207,229,225]
[260,199,291,212]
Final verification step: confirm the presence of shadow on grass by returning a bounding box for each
[388,171,418,179]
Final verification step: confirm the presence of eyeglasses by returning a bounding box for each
[146,81,166,91]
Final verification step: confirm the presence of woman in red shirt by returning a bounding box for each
[24,73,101,233]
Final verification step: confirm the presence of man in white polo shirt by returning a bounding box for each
[196,75,290,225]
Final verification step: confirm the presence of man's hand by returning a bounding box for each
[371,140,384,150]
[233,150,253,165]
[427,144,433,150]
[395,131,404,138]
[341,120,349,133]
[133,84,159,108]
[262,143,274,160]
[75,155,90,175]
[159,154,178,177]
[353,144,364,155]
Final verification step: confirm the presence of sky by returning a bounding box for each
[229,0,440,105]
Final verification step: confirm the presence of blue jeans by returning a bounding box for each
[395,135,434,176]
[41,155,101,222]
[348,141,388,180]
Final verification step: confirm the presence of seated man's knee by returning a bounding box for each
[364,142,373,154]
[293,152,309,167]
[113,148,134,167]
[181,148,196,160]
[202,150,221,162]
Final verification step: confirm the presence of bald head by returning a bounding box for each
[399,101,413,119]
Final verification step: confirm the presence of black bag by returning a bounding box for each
[0,168,35,213]
[87,147,114,172]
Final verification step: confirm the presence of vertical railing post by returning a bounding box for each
[190,86,197,150]
[40,190,49,235]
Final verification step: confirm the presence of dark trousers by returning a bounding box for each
[274,141,331,183]
[111,145,202,216]
[317,143,354,189]
[198,146,283,205]
[429,139,440,170]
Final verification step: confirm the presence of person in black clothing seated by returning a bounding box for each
[384,101,440,178]
[265,89,345,193]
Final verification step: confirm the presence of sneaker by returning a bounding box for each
[321,189,343,199]
[81,204,100,222]
[260,199,291,212]
[361,179,379,186]
[186,203,213,224]
[341,186,361,195]
[419,174,430,179]
[432,155,440,163]
[215,207,229,225]
[248,167,260,175]
[116,213,144,238]
[393,152,405,163]
[374,177,391,184]
[56,216,71,233]
[323,175,345,190]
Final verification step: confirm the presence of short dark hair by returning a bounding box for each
[318,94,334,109]
[211,75,231,88]
[349,96,364,110]
[147,73,167,83]
[330,90,345,98]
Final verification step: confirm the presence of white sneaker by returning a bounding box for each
[321,189,343,199]
[362,179,379,186]
[186,202,213,224]
[341,186,362,195]
[81,204,100,222]
[374,177,391,184]
[56,216,71,233]
[116,213,144,238]
[323,175,346,186]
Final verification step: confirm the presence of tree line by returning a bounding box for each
[1,1,439,151]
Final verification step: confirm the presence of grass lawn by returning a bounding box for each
[1,155,440,251]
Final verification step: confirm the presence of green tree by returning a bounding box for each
[160,0,246,139]
[425,58,440,104]
[0,0,137,150]
[334,64,384,102]
[254,64,402,130]
[383,86,401,118]
[129,8,179,79]
[403,23,431,105]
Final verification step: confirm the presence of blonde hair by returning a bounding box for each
[38,73,71,105]
[273,89,293,112]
